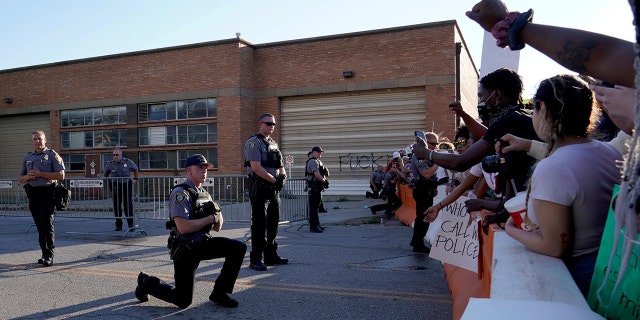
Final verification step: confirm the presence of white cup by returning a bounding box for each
[504,191,535,231]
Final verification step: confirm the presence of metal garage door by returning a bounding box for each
[280,88,426,181]
[0,113,51,178]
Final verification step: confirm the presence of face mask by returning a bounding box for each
[477,91,502,126]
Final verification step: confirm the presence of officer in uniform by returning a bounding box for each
[409,131,439,253]
[366,165,385,199]
[305,146,329,233]
[18,130,65,267]
[244,113,288,271]
[135,154,247,309]
[103,148,139,231]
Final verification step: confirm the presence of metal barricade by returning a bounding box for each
[0,176,309,233]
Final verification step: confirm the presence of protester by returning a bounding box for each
[413,68,539,201]
[503,75,622,297]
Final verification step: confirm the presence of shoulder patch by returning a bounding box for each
[248,141,257,150]
[175,191,188,204]
[55,153,63,164]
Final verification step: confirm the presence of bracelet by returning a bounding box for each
[490,9,533,50]
[429,150,434,161]
[438,202,444,210]
[507,9,534,51]
[491,11,520,48]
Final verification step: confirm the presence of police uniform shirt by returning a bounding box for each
[371,170,384,185]
[104,157,138,183]
[410,155,436,183]
[20,148,65,187]
[169,180,205,241]
[383,171,397,192]
[306,157,322,180]
[244,135,281,177]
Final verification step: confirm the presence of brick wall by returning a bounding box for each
[0,21,478,177]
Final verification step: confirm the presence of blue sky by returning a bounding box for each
[0,1,635,98]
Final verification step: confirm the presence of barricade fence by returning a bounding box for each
[0,175,308,227]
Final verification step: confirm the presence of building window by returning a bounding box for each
[139,151,172,169]
[61,154,86,171]
[61,129,127,150]
[138,124,216,146]
[139,149,217,170]
[61,106,126,127]
[139,98,216,122]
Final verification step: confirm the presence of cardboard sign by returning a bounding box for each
[429,196,480,273]
[587,185,640,319]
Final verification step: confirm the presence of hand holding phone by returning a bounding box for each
[414,130,426,141]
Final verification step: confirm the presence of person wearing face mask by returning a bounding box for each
[413,68,540,200]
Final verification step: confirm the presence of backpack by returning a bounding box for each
[54,182,71,211]
[45,149,70,211]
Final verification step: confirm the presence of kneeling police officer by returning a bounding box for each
[135,154,246,308]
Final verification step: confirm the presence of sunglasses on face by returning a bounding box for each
[427,142,438,146]
[454,140,467,147]
[113,154,121,156]
[262,122,276,127]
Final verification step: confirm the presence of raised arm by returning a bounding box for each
[466,0,636,87]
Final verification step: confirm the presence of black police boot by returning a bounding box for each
[249,252,267,271]
[264,253,288,266]
[135,272,150,302]
[209,291,239,308]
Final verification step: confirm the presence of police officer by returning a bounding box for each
[103,148,139,231]
[306,146,328,233]
[135,154,247,309]
[366,165,385,199]
[410,131,439,253]
[18,130,65,267]
[244,113,288,271]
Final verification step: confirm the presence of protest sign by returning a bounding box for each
[429,196,480,273]
[587,185,640,319]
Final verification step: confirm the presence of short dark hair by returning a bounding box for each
[258,113,274,121]
[480,68,523,105]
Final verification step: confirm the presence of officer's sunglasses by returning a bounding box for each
[261,122,276,126]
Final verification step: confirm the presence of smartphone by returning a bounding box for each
[414,130,426,140]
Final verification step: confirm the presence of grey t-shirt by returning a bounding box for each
[528,140,621,258]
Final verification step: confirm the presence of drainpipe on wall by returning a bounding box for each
[455,42,462,129]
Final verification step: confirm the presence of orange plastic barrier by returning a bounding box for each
[445,219,500,320]
[393,184,498,320]
[394,183,416,226]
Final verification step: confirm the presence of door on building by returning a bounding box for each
[85,154,101,178]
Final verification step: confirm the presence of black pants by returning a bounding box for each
[411,186,434,247]
[112,181,134,228]
[26,185,56,259]
[144,236,247,309]
[367,183,382,198]
[308,189,322,229]
[370,188,401,214]
[248,185,281,262]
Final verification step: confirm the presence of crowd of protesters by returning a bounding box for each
[363,1,640,319]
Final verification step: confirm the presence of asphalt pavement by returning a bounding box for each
[0,196,453,320]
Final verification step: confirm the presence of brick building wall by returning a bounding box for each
[0,20,479,178]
